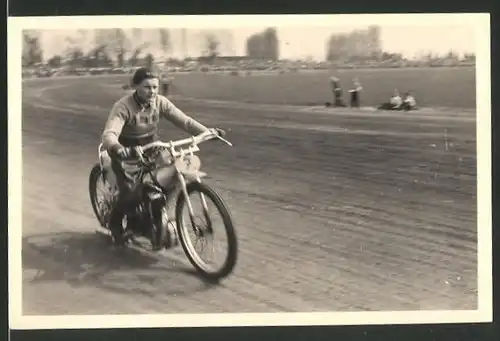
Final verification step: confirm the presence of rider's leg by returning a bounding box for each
[109,159,139,244]
[109,134,159,244]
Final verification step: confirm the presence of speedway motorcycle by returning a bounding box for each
[89,128,238,282]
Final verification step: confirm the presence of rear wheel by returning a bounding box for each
[89,163,115,228]
[175,181,238,282]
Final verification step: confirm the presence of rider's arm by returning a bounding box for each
[102,100,129,155]
[158,96,208,135]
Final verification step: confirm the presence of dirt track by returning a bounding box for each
[21,77,478,315]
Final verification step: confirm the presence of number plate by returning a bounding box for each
[155,150,173,166]
[174,154,201,173]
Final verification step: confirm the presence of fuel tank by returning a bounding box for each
[152,165,177,190]
[152,154,202,190]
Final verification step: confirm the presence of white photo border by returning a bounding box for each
[8,13,492,330]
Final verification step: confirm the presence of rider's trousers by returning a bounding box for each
[108,158,143,238]
[108,134,158,238]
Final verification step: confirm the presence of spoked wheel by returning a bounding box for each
[175,181,238,282]
[89,163,115,228]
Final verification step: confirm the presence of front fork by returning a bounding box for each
[177,171,212,234]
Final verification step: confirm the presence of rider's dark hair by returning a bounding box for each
[132,67,160,86]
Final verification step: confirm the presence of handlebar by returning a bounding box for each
[134,128,232,165]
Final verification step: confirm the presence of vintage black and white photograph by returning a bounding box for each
[8,13,491,329]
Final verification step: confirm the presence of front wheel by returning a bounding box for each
[175,181,238,282]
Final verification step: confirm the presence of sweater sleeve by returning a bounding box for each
[102,100,129,153]
[158,96,208,136]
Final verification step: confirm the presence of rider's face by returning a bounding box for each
[136,78,159,103]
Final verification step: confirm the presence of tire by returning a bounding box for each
[89,163,111,228]
[175,181,238,282]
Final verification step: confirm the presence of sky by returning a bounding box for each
[36,24,477,61]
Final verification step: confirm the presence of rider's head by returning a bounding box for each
[131,67,160,103]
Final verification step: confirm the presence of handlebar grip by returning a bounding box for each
[132,146,146,164]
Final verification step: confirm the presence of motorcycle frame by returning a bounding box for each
[97,143,211,228]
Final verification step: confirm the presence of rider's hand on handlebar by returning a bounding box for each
[214,127,226,137]
[116,146,133,160]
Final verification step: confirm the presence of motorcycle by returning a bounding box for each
[88,128,238,282]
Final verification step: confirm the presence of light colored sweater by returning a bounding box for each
[102,92,208,153]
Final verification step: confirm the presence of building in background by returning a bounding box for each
[245,28,280,61]
[325,25,382,63]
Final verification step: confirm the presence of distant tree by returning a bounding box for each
[128,28,143,66]
[205,33,220,56]
[47,55,62,68]
[92,28,131,67]
[463,52,475,62]
[145,53,155,69]
[425,51,436,61]
[158,28,172,64]
[128,42,150,67]
[84,43,113,68]
[201,32,220,64]
[167,57,183,65]
[113,28,130,67]
[445,50,459,61]
[63,33,86,68]
[68,47,85,67]
[90,29,114,67]
[22,31,43,67]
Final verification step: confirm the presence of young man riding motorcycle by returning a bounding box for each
[101,67,225,246]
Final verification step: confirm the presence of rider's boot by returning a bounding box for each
[109,186,139,246]
[108,204,127,247]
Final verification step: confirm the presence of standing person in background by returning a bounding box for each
[123,70,173,97]
[160,72,174,96]
[329,76,346,107]
[349,77,363,108]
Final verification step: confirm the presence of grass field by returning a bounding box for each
[33,66,477,110]
[168,67,476,109]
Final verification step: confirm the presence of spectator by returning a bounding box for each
[329,76,346,107]
[161,74,174,96]
[349,78,363,108]
[401,91,417,111]
[123,72,172,96]
[377,89,403,110]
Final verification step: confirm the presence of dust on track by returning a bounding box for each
[20,78,478,315]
